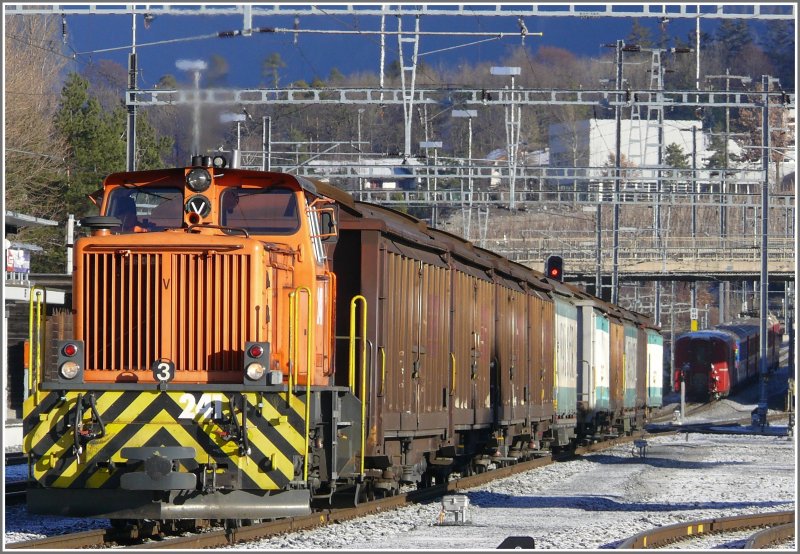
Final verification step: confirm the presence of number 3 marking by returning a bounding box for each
[156,362,171,381]
[151,359,175,383]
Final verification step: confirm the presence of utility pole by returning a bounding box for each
[691,125,698,329]
[611,39,624,305]
[654,53,664,327]
[492,66,523,211]
[126,13,137,171]
[452,109,477,240]
[595,205,602,298]
[397,15,420,160]
[66,214,74,275]
[755,75,772,429]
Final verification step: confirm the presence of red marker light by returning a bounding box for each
[62,343,78,357]
[550,268,559,278]
[248,345,264,358]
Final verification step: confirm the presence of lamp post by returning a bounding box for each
[220,112,247,150]
[452,110,478,240]
[176,59,207,155]
[262,116,272,171]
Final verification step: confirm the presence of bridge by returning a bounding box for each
[479,235,795,282]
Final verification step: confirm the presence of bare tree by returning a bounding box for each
[4,15,69,217]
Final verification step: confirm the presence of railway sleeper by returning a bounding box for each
[109,518,209,540]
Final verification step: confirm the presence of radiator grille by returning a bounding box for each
[82,250,252,378]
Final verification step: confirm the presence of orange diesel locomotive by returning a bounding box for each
[24,158,362,520]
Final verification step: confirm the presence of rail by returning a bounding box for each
[5,481,28,505]
[744,521,796,548]
[616,510,795,549]
[6,431,672,550]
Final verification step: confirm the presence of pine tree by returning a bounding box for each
[714,20,753,63]
[664,143,690,169]
[762,20,795,89]
[626,18,653,48]
[54,73,172,217]
[206,54,230,87]
[262,53,286,87]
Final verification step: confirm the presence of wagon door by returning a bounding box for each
[636,327,648,409]
[528,291,553,423]
[381,245,449,433]
[594,310,611,412]
[608,318,624,414]
[553,296,578,421]
[646,329,664,408]
[451,263,494,430]
[623,322,638,410]
[495,275,528,425]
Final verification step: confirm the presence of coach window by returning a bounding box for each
[107,187,184,232]
[220,187,300,234]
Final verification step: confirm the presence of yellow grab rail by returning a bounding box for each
[348,295,367,475]
[287,291,296,405]
[297,287,313,482]
[450,353,456,395]
[379,347,386,396]
[28,287,46,401]
[289,287,314,482]
[348,295,367,396]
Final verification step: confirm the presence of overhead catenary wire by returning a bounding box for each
[7,148,66,162]
[73,26,540,55]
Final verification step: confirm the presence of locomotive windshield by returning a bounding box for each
[107,187,184,232]
[688,339,712,365]
[220,187,300,234]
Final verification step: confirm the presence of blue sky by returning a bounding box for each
[59,9,728,89]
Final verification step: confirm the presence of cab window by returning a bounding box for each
[220,187,300,234]
[107,188,184,232]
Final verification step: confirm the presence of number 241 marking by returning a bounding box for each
[178,393,223,420]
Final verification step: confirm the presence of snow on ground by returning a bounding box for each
[222,430,795,550]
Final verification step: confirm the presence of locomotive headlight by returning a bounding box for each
[59,361,80,380]
[246,362,266,381]
[186,168,212,192]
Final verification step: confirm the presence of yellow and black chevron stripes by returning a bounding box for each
[23,390,309,493]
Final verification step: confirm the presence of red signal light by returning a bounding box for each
[545,255,564,282]
[62,343,78,357]
[248,344,264,358]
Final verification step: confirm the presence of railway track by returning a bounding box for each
[5,452,27,466]
[7,431,647,550]
[5,481,28,506]
[617,510,795,549]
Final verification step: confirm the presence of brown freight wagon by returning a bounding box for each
[335,202,453,487]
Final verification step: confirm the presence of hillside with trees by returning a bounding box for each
[4,14,794,283]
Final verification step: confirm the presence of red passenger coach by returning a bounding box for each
[674,330,737,400]
[674,316,781,401]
